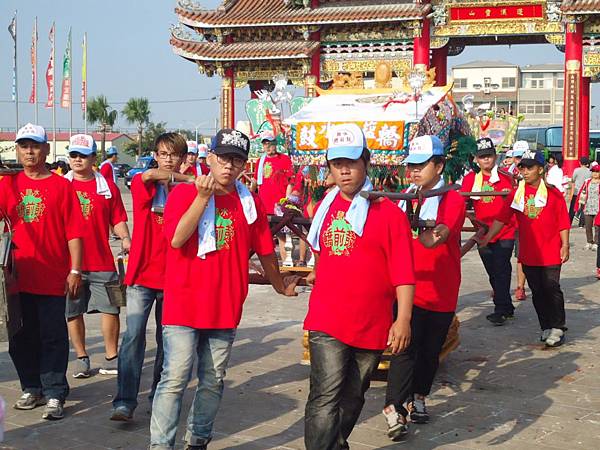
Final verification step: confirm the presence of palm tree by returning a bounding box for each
[123,98,151,158]
[87,95,118,160]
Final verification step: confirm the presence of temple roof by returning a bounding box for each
[170,35,320,61]
[175,0,429,28]
[561,0,600,14]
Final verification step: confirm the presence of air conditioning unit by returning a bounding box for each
[484,88,491,94]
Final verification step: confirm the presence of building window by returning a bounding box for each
[502,77,516,88]
[518,100,551,114]
[556,77,564,89]
[556,102,563,115]
[455,78,467,88]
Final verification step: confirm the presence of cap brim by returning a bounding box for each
[261,138,276,143]
[198,152,208,158]
[326,146,364,161]
[16,135,47,144]
[187,150,199,155]
[69,146,96,156]
[475,149,496,157]
[213,146,248,160]
[518,159,542,167]
[404,153,432,165]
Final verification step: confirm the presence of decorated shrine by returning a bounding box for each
[171,0,600,175]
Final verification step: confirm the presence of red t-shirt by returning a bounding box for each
[497,184,570,266]
[99,161,115,183]
[183,162,209,177]
[162,185,274,328]
[0,173,84,296]
[406,190,466,313]
[124,174,168,289]
[461,171,516,242]
[70,178,128,272]
[304,195,416,350]
[255,153,293,214]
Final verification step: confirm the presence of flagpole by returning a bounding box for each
[34,17,38,123]
[69,29,72,138]
[52,27,56,162]
[82,33,87,135]
[14,11,19,131]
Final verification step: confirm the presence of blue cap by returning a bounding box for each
[518,149,545,167]
[404,135,445,164]
[107,146,118,156]
[326,123,367,161]
[69,134,97,156]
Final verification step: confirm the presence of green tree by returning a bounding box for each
[123,97,151,158]
[87,95,118,160]
[123,121,167,157]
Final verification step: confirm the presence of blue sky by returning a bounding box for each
[1,0,597,134]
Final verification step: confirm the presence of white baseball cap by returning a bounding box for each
[69,134,97,155]
[186,141,198,154]
[512,140,529,157]
[404,135,445,164]
[197,143,208,158]
[260,130,276,142]
[15,123,47,144]
[505,149,514,157]
[326,123,367,161]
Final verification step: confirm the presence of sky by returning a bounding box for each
[1,0,598,134]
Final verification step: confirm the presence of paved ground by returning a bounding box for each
[2,181,600,449]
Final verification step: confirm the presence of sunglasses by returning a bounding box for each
[69,152,92,159]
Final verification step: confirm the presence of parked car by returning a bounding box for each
[125,156,156,189]
[114,163,132,178]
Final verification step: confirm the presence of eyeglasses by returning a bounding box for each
[156,151,180,160]
[215,154,246,169]
[69,152,91,159]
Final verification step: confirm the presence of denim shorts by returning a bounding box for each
[66,271,120,318]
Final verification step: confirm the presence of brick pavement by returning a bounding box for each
[1,182,600,449]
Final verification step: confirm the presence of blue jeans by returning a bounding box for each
[478,239,515,315]
[304,331,382,450]
[150,326,236,449]
[9,294,70,402]
[113,285,163,412]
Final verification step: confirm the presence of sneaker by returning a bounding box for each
[409,398,429,424]
[515,287,527,301]
[72,356,91,379]
[42,398,64,420]
[185,446,207,450]
[545,328,565,347]
[540,329,552,342]
[382,404,409,441]
[584,243,593,250]
[486,312,508,326]
[13,393,46,410]
[99,357,118,375]
[593,244,598,251]
[110,405,133,421]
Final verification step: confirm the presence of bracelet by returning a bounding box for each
[70,269,82,275]
[170,173,175,184]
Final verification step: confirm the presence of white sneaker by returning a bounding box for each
[540,329,552,342]
[545,328,565,347]
[584,243,592,250]
[382,404,409,441]
[593,244,598,251]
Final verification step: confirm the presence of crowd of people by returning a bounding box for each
[0,120,594,449]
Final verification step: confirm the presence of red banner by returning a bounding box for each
[45,23,55,109]
[450,4,544,21]
[29,20,37,104]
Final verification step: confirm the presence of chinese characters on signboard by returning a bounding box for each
[296,121,406,151]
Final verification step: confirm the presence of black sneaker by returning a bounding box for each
[382,404,409,441]
[486,312,510,326]
[409,398,429,424]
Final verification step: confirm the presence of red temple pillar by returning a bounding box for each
[562,21,583,176]
[431,46,448,86]
[580,76,591,158]
[221,67,235,129]
[413,15,431,70]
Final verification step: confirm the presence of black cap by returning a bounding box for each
[518,149,546,168]
[213,128,250,160]
[475,138,496,157]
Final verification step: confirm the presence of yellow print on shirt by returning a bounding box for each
[263,162,273,179]
[323,211,356,256]
[480,182,495,204]
[76,191,93,219]
[524,194,542,219]
[17,189,46,223]
[216,208,235,250]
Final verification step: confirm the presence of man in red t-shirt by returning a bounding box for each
[149,129,297,449]
[0,123,84,420]
[480,150,570,348]
[385,135,466,436]
[64,134,131,379]
[99,146,118,184]
[251,131,294,259]
[111,133,194,422]
[303,124,415,448]
[461,138,516,325]
[179,141,209,177]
